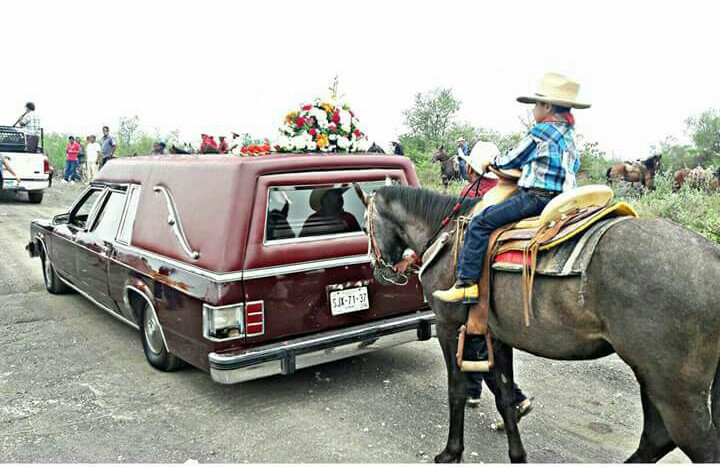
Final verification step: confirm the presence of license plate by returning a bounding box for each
[329,286,370,316]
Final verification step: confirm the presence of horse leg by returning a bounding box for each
[625,382,676,463]
[490,342,527,463]
[645,376,719,462]
[434,322,466,463]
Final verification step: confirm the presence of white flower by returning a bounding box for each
[354,138,370,152]
[291,135,307,150]
[328,134,338,141]
[275,135,291,149]
[337,136,351,149]
[339,110,351,127]
[306,141,317,151]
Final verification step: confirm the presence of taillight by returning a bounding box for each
[245,301,265,337]
[43,157,50,174]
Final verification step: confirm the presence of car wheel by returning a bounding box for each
[28,191,44,204]
[42,255,68,294]
[141,301,185,372]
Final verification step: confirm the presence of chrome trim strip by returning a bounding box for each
[153,185,200,260]
[58,275,140,331]
[124,285,168,350]
[242,254,370,280]
[265,231,364,246]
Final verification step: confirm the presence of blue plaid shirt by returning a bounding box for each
[494,121,579,192]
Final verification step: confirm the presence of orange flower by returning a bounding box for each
[320,102,334,113]
[285,111,298,124]
[316,134,329,149]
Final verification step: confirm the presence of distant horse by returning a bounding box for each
[673,167,720,192]
[431,146,461,192]
[367,142,386,154]
[606,154,662,190]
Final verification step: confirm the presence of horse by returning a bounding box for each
[169,144,191,155]
[431,146,462,192]
[367,142,386,154]
[606,154,662,190]
[358,181,720,463]
[673,167,720,192]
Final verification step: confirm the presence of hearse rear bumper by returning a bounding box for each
[208,310,435,384]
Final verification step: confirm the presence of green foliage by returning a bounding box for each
[686,108,720,166]
[402,88,460,150]
[576,138,609,184]
[617,172,720,243]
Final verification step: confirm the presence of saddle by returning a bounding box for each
[455,180,638,373]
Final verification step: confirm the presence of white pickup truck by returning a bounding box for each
[1,126,51,203]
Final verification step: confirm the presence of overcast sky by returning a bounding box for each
[2,0,718,159]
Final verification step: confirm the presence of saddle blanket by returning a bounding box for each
[492,216,633,276]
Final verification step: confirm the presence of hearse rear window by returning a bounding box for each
[265,180,393,242]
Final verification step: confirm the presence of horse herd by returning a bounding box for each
[432,147,720,194]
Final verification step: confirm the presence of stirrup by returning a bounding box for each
[455,325,495,373]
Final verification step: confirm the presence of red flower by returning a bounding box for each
[295,116,306,128]
[328,123,337,132]
[354,129,361,138]
[302,104,312,111]
[332,112,340,123]
[309,128,317,136]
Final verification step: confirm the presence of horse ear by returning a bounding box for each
[353,182,370,207]
[440,144,444,151]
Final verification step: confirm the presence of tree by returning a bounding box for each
[117,115,142,148]
[686,109,720,166]
[402,88,461,151]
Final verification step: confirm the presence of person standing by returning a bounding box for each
[151,141,166,155]
[391,141,404,156]
[15,102,41,153]
[100,126,117,167]
[85,135,102,180]
[1,155,22,189]
[63,136,81,184]
[218,136,229,154]
[456,136,469,181]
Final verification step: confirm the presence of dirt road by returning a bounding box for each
[0,184,688,463]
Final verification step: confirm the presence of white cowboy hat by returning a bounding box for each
[460,141,500,179]
[456,136,466,143]
[517,72,591,109]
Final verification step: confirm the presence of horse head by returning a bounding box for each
[431,146,447,163]
[354,183,411,285]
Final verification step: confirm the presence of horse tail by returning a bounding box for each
[605,167,613,184]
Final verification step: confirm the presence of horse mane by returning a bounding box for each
[642,154,661,170]
[375,185,480,227]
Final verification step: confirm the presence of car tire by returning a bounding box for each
[140,301,185,372]
[28,191,44,204]
[42,255,68,294]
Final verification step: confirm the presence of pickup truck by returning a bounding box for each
[26,154,433,383]
[1,125,51,203]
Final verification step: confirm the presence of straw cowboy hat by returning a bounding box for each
[459,141,500,179]
[517,72,591,109]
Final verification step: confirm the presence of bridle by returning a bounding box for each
[365,176,482,286]
[366,195,410,285]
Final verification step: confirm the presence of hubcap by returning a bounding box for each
[144,308,164,355]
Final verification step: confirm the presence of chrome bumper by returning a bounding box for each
[208,310,435,384]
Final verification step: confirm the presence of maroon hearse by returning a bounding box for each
[27,154,433,383]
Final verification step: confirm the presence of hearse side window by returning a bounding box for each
[92,191,127,241]
[265,180,395,242]
[69,188,104,229]
[116,185,141,245]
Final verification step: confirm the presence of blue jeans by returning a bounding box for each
[457,190,552,280]
[458,158,468,181]
[64,160,79,181]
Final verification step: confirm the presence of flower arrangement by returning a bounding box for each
[274,99,371,153]
[240,141,272,155]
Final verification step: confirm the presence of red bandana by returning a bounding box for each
[542,111,575,126]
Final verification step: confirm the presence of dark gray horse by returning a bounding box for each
[431,146,461,192]
[360,185,720,463]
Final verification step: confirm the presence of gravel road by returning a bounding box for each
[0,184,689,463]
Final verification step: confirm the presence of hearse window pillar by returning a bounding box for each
[153,184,200,260]
[116,184,141,245]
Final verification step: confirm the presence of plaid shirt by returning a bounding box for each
[494,121,579,193]
[21,111,41,136]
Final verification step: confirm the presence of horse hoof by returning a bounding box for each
[434,449,463,463]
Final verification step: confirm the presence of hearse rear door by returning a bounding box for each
[242,169,427,343]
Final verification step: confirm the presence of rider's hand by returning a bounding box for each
[15,176,21,183]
